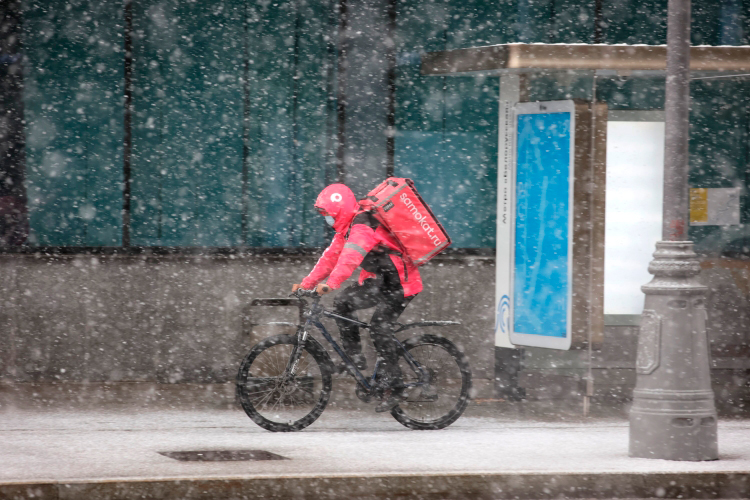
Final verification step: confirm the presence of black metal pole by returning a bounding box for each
[385,0,397,178]
[241,2,251,245]
[593,0,603,44]
[662,0,691,241]
[335,0,348,184]
[122,0,133,247]
[0,0,29,245]
[290,0,302,244]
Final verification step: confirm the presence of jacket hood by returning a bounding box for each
[314,184,359,234]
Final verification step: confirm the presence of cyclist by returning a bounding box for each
[293,183,422,412]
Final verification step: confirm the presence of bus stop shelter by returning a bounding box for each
[420,43,750,401]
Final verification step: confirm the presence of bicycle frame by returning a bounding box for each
[288,296,430,394]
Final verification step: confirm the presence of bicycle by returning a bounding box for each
[236,288,472,432]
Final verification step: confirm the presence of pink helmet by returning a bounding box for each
[314,184,359,233]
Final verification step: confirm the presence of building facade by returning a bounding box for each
[1,0,750,410]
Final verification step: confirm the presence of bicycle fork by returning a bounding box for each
[285,321,312,378]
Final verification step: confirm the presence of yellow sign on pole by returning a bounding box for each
[690,188,708,224]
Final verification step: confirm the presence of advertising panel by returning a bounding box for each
[508,101,575,350]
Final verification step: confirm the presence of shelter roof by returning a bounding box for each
[421,43,750,76]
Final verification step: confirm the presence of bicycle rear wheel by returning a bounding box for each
[391,333,471,430]
[236,334,332,432]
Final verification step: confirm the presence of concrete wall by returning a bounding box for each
[2,252,749,414]
[0,253,496,397]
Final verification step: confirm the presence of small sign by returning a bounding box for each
[690,187,741,226]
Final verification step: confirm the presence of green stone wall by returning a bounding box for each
[128,0,336,247]
[23,0,124,246]
[18,0,750,252]
[22,0,336,248]
[128,0,246,247]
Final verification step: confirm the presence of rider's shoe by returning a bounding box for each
[352,354,367,372]
[375,386,408,413]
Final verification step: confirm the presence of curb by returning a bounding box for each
[2,471,750,500]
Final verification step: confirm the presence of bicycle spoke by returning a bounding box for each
[254,353,275,372]
[252,383,279,408]
[271,346,286,375]
[243,383,277,398]
[244,383,278,399]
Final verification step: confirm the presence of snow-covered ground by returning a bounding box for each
[1,404,749,483]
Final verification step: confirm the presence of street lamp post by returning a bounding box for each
[628,0,719,461]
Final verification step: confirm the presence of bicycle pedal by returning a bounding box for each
[355,385,373,403]
[375,389,408,413]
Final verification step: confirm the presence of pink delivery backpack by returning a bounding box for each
[359,178,451,266]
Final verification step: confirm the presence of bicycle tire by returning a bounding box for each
[391,333,471,430]
[236,334,333,432]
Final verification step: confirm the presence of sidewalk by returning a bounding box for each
[1,401,750,499]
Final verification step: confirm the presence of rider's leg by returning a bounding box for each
[332,279,380,370]
[369,285,415,390]
[370,288,414,412]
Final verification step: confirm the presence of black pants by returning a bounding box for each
[333,275,414,387]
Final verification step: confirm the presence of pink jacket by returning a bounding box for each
[300,184,422,296]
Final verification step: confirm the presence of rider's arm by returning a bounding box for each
[325,222,378,290]
[300,232,346,289]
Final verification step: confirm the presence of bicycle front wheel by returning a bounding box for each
[236,334,332,432]
[392,333,471,430]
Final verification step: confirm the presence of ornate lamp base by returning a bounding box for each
[629,241,718,461]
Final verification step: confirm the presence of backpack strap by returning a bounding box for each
[346,208,377,239]
[346,208,402,257]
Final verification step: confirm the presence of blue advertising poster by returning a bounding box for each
[513,112,572,338]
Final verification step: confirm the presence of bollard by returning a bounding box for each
[629,241,718,461]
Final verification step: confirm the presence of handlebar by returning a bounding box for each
[290,284,331,298]
[290,288,321,299]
